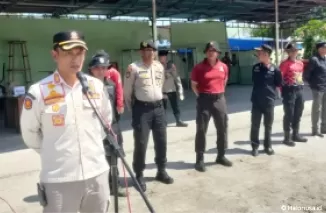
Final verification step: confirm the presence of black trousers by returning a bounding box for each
[195,93,228,156]
[132,99,167,175]
[163,92,180,120]
[105,118,124,188]
[282,86,304,132]
[250,102,274,148]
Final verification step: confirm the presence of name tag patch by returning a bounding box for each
[52,114,65,126]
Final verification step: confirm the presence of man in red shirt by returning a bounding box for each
[191,41,232,172]
[280,43,307,146]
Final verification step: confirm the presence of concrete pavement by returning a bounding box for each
[0,86,325,213]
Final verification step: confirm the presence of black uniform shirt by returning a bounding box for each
[303,55,326,92]
[251,63,282,105]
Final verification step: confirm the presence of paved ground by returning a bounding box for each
[0,85,325,213]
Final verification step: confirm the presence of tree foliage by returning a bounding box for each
[294,20,326,58]
[250,27,275,38]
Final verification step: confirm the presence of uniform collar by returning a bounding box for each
[52,70,80,88]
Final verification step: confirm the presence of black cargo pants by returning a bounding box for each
[250,102,274,148]
[163,92,181,120]
[282,86,304,132]
[132,99,167,175]
[195,93,228,157]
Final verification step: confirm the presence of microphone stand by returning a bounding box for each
[82,88,155,213]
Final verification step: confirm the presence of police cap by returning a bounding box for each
[88,53,110,68]
[316,41,326,49]
[140,40,157,50]
[53,30,88,51]
[204,41,221,53]
[254,44,273,55]
[158,50,169,56]
[285,42,301,51]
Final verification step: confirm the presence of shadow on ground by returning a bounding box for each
[0,85,313,154]
[23,195,39,203]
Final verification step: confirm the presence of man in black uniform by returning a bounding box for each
[88,51,126,197]
[304,41,326,137]
[250,44,282,157]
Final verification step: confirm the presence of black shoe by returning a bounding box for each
[195,153,206,172]
[194,161,206,172]
[215,156,233,167]
[136,175,146,192]
[312,131,324,138]
[264,147,275,155]
[252,148,259,157]
[283,131,296,146]
[321,129,326,134]
[155,170,174,184]
[176,120,188,127]
[292,133,307,142]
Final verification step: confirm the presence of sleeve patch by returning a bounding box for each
[126,72,131,78]
[24,98,33,110]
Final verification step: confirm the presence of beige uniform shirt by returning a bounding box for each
[162,62,183,96]
[20,71,111,183]
[124,60,165,109]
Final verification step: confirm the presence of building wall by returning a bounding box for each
[0,18,149,86]
[0,19,230,89]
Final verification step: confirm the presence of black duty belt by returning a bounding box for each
[282,85,304,90]
[199,93,224,99]
[135,99,163,108]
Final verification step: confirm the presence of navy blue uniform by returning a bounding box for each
[250,63,282,149]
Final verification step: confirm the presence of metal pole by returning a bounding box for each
[274,0,280,65]
[151,0,158,45]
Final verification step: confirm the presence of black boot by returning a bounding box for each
[283,131,296,146]
[251,144,259,157]
[155,169,174,184]
[264,140,274,155]
[312,129,324,138]
[215,155,233,167]
[135,173,146,192]
[194,153,206,172]
[176,120,188,127]
[292,129,307,142]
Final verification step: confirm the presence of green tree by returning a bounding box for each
[294,20,326,58]
[250,27,275,37]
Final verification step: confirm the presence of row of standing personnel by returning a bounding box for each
[19,29,326,213]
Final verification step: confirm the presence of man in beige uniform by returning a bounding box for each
[124,40,174,192]
[20,31,111,213]
[159,50,188,127]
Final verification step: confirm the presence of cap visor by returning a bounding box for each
[61,42,88,51]
[254,47,263,51]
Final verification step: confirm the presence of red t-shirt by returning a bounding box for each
[279,58,304,86]
[191,59,228,93]
[104,68,124,109]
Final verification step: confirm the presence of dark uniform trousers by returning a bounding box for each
[105,113,124,187]
[132,99,167,175]
[195,93,228,156]
[282,86,304,132]
[163,92,180,120]
[250,102,274,148]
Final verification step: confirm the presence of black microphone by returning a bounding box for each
[76,71,89,95]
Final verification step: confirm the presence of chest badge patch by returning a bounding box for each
[52,114,65,126]
[40,83,66,105]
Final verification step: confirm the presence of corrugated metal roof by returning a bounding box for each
[0,0,323,23]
